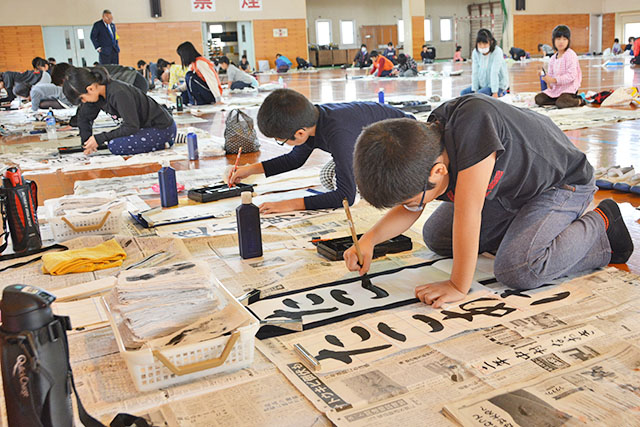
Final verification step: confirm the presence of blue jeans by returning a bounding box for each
[460,86,507,97]
[379,69,392,77]
[230,81,253,90]
[108,122,177,155]
[422,180,611,290]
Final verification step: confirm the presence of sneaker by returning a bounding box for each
[594,199,634,264]
[596,166,634,189]
[613,173,640,192]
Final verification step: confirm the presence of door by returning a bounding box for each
[43,26,98,67]
[237,21,255,70]
[589,15,603,54]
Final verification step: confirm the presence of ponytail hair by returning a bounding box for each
[62,66,111,105]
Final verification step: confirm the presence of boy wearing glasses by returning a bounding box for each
[228,88,411,213]
[344,94,633,307]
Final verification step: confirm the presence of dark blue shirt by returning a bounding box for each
[261,102,413,209]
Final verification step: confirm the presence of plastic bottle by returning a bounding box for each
[378,88,385,104]
[236,192,263,259]
[187,132,199,160]
[278,76,284,86]
[176,94,183,112]
[45,110,57,140]
[158,161,178,207]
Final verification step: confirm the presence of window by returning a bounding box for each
[209,24,223,34]
[76,28,85,49]
[624,22,640,43]
[424,18,432,42]
[340,20,355,46]
[316,20,332,46]
[398,19,404,43]
[440,18,452,42]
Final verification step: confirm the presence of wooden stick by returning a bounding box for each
[342,199,363,265]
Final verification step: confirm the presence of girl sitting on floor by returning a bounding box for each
[63,66,176,156]
[535,25,584,109]
[175,41,222,105]
[460,29,509,98]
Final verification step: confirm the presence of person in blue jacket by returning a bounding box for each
[275,54,292,73]
[460,29,509,98]
[90,10,120,64]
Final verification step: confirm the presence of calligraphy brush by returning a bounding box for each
[228,146,243,188]
[342,199,374,290]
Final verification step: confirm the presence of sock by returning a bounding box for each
[594,199,633,264]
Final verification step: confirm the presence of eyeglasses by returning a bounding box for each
[275,128,303,146]
[402,175,430,212]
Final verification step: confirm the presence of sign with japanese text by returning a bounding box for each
[240,0,262,11]
[192,0,215,12]
[273,28,288,37]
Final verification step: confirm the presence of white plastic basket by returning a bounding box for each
[103,280,259,392]
[48,204,125,242]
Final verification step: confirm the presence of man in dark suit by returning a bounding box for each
[90,9,120,65]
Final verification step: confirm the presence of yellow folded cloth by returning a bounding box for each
[42,239,127,275]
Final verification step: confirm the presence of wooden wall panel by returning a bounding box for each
[514,14,590,55]
[116,21,202,68]
[602,13,616,53]
[0,26,45,71]
[359,25,398,52]
[412,16,424,60]
[253,19,307,69]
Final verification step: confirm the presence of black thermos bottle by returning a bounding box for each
[236,192,263,259]
[0,285,73,427]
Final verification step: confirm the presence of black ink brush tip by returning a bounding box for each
[361,273,374,290]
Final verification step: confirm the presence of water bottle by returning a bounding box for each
[278,76,284,86]
[378,88,385,104]
[158,161,178,207]
[45,110,57,140]
[236,192,263,259]
[187,132,199,161]
[176,94,183,112]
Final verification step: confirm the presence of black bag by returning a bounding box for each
[0,179,41,253]
[224,109,260,154]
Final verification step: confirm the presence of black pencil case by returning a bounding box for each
[317,234,412,261]
[187,183,254,203]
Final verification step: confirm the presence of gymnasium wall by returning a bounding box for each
[513,14,590,54]
[253,19,308,68]
[0,26,45,71]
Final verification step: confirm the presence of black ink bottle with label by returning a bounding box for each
[236,191,262,259]
[158,160,178,208]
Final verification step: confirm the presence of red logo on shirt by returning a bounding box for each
[446,170,504,201]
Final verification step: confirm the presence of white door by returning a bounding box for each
[237,21,255,70]
[43,26,99,67]
[589,15,603,54]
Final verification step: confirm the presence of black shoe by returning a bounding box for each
[595,199,634,264]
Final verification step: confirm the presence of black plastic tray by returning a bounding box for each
[317,234,412,261]
[188,183,254,203]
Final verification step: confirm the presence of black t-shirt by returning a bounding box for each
[428,94,593,212]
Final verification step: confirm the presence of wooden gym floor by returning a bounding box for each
[2,56,639,272]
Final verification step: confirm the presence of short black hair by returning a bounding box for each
[63,66,111,105]
[475,29,496,53]
[257,89,319,139]
[422,44,428,48]
[47,57,56,63]
[387,42,393,46]
[137,60,146,68]
[176,42,202,68]
[13,82,31,98]
[354,119,444,208]
[218,56,230,65]
[276,53,282,57]
[397,53,407,64]
[360,44,367,48]
[552,25,571,51]
[614,38,619,43]
[456,45,462,51]
[370,50,379,58]
[241,54,247,59]
[50,63,72,86]
[32,57,48,69]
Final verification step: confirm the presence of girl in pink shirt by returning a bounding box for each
[535,25,584,109]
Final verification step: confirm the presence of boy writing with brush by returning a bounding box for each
[344,94,633,307]
[228,89,412,214]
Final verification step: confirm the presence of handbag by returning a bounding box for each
[224,109,260,154]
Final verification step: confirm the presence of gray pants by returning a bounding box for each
[422,181,611,290]
[400,69,418,77]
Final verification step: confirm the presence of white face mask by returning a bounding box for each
[478,47,490,54]
[361,47,366,52]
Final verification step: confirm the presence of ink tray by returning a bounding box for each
[316,234,412,261]
[187,183,254,203]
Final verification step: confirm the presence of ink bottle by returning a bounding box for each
[158,161,178,207]
[236,192,263,259]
